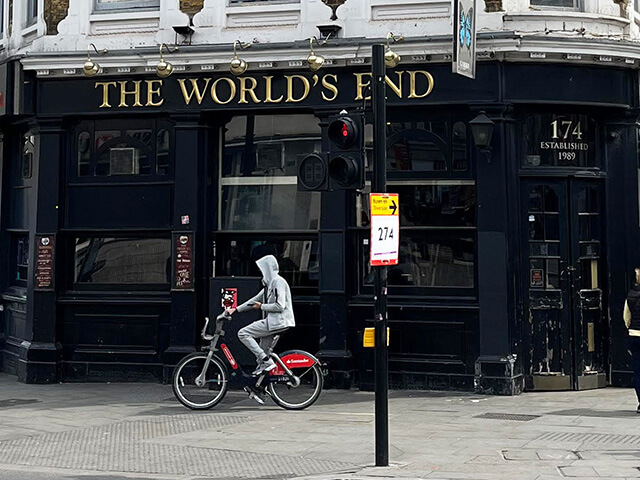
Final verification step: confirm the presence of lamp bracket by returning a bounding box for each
[173,25,194,45]
[317,24,341,40]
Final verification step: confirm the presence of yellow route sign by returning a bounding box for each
[370,193,399,266]
[370,194,399,216]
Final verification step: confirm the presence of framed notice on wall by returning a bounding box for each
[172,233,194,291]
[35,235,55,291]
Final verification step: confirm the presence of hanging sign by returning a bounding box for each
[452,0,477,79]
[370,193,399,267]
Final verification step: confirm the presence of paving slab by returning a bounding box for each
[3,373,640,479]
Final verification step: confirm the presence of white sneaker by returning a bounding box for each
[243,387,265,405]
[252,358,277,376]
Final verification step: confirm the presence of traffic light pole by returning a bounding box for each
[372,43,389,467]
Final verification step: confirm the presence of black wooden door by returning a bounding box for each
[522,177,607,391]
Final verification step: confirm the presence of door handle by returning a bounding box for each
[560,261,575,277]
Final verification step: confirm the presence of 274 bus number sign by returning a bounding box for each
[370,193,399,266]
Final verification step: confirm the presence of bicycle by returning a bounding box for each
[172,311,324,410]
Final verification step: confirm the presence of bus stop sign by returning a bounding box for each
[370,193,399,266]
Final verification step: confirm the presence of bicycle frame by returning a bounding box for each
[196,315,300,390]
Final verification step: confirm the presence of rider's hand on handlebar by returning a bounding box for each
[252,302,262,310]
[226,307,236,315]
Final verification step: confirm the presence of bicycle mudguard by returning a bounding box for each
[270,350,319,375]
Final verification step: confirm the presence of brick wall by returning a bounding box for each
[44,0,69,35]
[180,0,204,18]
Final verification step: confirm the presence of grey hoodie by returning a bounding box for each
[236,255,295,331]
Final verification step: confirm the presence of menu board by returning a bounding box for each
[173,233,194,290]
[35,235,55,290]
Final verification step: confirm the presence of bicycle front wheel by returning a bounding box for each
[172,352,228,410]
[268,350,323,410]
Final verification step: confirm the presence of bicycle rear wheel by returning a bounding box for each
[172,352,228,410]
[267,350,323,410]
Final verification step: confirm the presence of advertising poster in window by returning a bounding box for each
[35,235,55,291]
[173,233,194,291]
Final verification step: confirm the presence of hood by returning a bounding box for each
[256,255,279,285]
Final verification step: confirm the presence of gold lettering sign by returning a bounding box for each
[284,75,311,103]
[178,78,211,105]
[119,80,143,107]
[146,80,164,107]
[408,71,434,99]
[94,70,435,108]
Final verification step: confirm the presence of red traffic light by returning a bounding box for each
[328,117,359,149]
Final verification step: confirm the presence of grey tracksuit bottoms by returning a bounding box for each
[238,319,287,362]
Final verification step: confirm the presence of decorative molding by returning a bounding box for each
[226,7,300,28]
[371,0,450,20]
[92,21,161,35]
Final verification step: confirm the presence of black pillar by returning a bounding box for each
[474,108,523,395]
[163,114,206,380]
[20,121,63,383]
[0,130,5,371]
[606,113,640,387]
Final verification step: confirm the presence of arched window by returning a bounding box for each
[387,128,447,172]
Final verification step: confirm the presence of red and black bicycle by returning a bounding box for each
[172,312,323,410]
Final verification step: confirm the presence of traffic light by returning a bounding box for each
[326,112,365,190]
[296,111,365,192]
[297,152,328,191]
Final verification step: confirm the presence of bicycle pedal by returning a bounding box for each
[244,387,265,405]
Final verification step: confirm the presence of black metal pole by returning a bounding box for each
[372,43,389,467]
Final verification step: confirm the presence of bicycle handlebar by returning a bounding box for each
[201,311,233,341]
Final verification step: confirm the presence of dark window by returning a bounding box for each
[358,183,476,290]
[12,234,29,284]
[74,237,171,284]
[21,133,34,179]
[530,0,575,7]
[362,231,475,287]
[452,122,469,171]
[217,114,321,291]
[527,186,562,290]
[357,113,477,294]
[217,238,318,289]
[26,0,37,26]
[73,119,173,181]
[0,0,4,35]
[384,119,472,177]
[387,126,447,172]
[94,0,160,11]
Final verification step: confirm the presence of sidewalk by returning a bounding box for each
[1,373,640,480]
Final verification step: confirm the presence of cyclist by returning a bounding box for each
[226,254,295,376]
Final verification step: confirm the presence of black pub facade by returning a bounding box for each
[0,51,638,395]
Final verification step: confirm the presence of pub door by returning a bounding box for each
[522,177,608,391]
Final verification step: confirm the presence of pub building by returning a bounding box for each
[0,38,638,395]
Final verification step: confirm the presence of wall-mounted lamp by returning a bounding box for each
[307,35,331,72]
[157,43,178,78]
[230,40,251,76]
[470,111,495,150]
[83,44,108,77]
[385,32,403,68]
